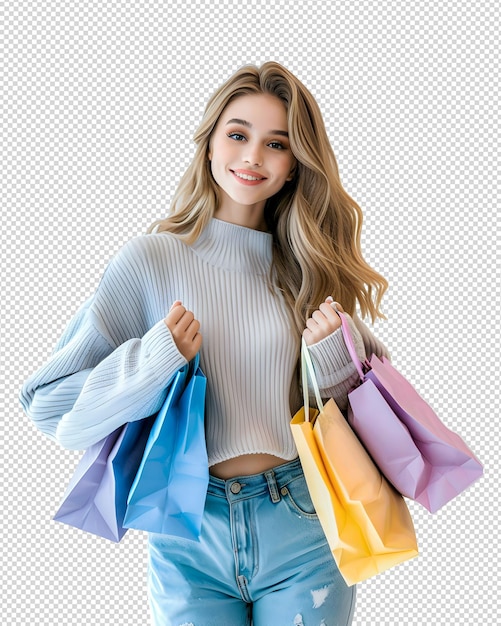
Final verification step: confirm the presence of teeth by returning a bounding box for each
[234,172,263,181]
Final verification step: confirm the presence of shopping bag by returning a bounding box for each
[53,415,153,541]
[290,339,418,585]
[123,355,209,540]
[338,312,483,513]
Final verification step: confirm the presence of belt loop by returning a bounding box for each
[264,470,281,504]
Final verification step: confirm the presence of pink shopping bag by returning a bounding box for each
[339,312,483,513]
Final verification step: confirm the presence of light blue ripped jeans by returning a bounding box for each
[147,457,356,626]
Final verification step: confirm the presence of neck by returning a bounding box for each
[214,201,268,232]
[191,217,273,275]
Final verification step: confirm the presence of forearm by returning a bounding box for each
[307,321,364,410]
[21,317,187,449]
[306,312,389,410]
[55,320,186,449]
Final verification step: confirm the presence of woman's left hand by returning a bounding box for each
[303,297,344,346]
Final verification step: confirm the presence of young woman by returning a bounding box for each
[21,61,389,625]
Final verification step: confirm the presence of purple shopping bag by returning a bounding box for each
[124,355,208,540]
[54,429,121,539]
[339,312,483,513]
[53,415,155,541]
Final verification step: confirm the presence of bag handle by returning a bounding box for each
[301,337,325,421]
[189,352,200,375]
[336,311,366,382]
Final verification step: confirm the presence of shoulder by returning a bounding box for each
[114,232,183,261]
[94,232,193,306]
[107,232,187,275]
[88,232,188,340]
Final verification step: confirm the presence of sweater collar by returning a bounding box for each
[192,218,273,275]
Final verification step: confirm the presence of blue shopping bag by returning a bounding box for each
[123,355,209,540]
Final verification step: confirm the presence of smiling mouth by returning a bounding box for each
[231,170,266,181]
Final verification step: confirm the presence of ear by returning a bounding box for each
[286,166,296,181]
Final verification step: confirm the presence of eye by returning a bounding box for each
[227,132,246,141]
[268,141,285,150]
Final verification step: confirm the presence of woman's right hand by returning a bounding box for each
[164,301,202,361]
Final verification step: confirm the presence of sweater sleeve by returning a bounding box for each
[306,312,389,410]
[19,237,187,449]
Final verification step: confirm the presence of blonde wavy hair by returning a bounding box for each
[149,61,387,334]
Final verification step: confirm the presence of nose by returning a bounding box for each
[243,142,263,167]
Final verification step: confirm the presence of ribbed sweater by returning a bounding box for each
[20,218,388,466]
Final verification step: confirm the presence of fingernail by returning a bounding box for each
[326,296,334,303]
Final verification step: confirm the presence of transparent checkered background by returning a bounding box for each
[2,1,499,624]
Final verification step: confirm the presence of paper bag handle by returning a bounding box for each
[301,337,325,421]
[337,311,366,382]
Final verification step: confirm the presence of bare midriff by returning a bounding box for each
[209,453,291,480]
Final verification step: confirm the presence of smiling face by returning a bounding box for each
[208,93,296,227]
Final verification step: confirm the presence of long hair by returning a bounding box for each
[148,61,388,334]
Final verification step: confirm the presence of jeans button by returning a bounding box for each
[230,482,242,494]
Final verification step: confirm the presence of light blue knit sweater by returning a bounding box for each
[20,218,387,466]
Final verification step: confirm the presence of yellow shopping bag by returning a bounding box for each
[290,339,418,585]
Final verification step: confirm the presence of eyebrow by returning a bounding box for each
[225,118,289,137]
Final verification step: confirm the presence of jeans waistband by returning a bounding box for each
[207,457,304,503]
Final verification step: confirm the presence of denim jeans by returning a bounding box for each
[148,457,356,626]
